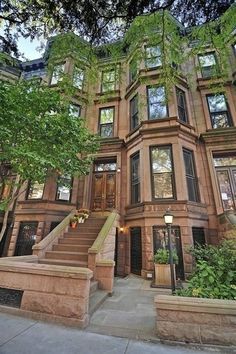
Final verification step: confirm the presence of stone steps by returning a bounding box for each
[40,214,107,269]
[89,290,108,315]
[58,238,94,246]
[45,251,88,262]
[53,244,90,252]
[39,258,88,267]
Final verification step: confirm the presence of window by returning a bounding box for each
[153,226,184,279]
[183,149,199,202]
[69,103,81,118]
[206,94,232,129]
[131,152,140,204]
[130,94,139,130]
[129,58,137,84]
[176,87,188,123]
[73,67,84,89]
[233,43,236,56]
[192,227,206,247]
[99,107,114,138]
[101,70,116,92]
[50,64,65,85]
[27,181,44,200]
[198,52,217,78]
[56,175,72,201]
[147,86,167,120]
[150,146,174,199]
[145,46,161,68]
[213,153,236,210]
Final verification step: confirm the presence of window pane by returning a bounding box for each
[56,175,71,201]
[129,58,137,83]
[153,173,173,198]
[216,170,234,210]
[131,153,140,204]
[207,94,227,112]
[51,64,64,85]
[130,95,139,130]
[214,155,236,167]
[100,124,113,137]
[69,103,81,118]
[146,46,162,68]
[28,182,44,199]
[148,86,165,103]
[102,70,116,92]
[151,146,174,199]
[199,54,216,67]
[149,104,167,119]
[152,148,172,173]
[95,162,116,171]
[176,87,188,123]
[211,113,230,129]
[73,68,84,89]
[100,108,114,124]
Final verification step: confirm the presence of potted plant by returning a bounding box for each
[153,248,178,287]
[70,215,79,228]
[77,208,90,223]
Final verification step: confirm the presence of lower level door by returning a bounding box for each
[130,227,142,275]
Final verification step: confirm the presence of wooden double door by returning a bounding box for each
[92,160,116,211]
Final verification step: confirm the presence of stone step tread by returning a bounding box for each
[89,290,108,315]
[58,238,93,245]
[64,232,98,237]
[46,251,88,256]
[39,259,88,267]
[53,245,90,252]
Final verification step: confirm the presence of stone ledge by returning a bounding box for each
[155,295,236,315]
[0,259,93,279]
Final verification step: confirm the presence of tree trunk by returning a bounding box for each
[0,177,25,243]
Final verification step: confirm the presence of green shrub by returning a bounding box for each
[153,248,178,264]
[177,240,236,300]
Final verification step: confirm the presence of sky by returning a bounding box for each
[18,36,46,61]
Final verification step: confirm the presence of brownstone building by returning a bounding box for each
[0,16,236,281]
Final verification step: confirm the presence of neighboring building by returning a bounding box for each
[0,13,236,280]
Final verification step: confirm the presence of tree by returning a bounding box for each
[0,79,98,241]
[0,0,235,56]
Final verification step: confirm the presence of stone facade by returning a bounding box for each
[0,17,236,281]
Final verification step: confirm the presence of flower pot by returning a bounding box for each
[154,263,176,287]
[71,222,77,229]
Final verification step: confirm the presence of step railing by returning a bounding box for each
[32,209,76,259]
[88,211,119,293]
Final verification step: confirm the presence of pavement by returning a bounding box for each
[0,275,235,354]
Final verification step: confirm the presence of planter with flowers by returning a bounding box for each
[70,215,79,229]
[77,209,90,223]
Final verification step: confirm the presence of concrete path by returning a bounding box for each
[87,274,171,341]
[0,312,225,354]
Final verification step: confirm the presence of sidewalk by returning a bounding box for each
[0,312,224,354]
[0,275,234,353]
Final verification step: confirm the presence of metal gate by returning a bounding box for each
[14,222,38,256]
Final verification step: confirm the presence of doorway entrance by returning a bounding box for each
[91,159,116,211]
[130,227,142,275]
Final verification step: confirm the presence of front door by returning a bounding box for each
[92,159,116,211]
[130,227,142,275]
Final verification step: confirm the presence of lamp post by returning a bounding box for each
[163,209,175,294]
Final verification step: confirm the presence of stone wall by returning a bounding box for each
[155,295,236,346]
[0,257,93,327]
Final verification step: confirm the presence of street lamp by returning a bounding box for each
[163,209,175,293]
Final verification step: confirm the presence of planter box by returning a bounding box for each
[155,295,236,346]
[154,264,176,287]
